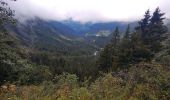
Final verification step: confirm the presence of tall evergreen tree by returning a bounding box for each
[98,8,168,72]
[136,9,151,40]
[98,44,113,72]
[115,24,132,68]
[111,26,120,47]
[125,24,130,39]
[130,32,153,62]
[140,10,151,32]
[148,7,168,52]
[98,27,121,72]
[150,8,165,25]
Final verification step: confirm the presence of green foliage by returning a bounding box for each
[90,73,126,100]
[98,8,167,72]
[0,5,169,100]
[92,62,170,100]
[0,34,53,85]
[125,24,130,39]
[98,27,121,72]
[111,26,120,47]
[98,44,113,72]
[127,63,170,99]
[138,8,167,54]
[53,72,78,88]
[0,0,16,26]
[137,8,168,53]
[1,62,169,100]
[136,9,151,39]
[129,32,153,62]
[68,87,92,100]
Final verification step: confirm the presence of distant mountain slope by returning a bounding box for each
[7,18,77,43]
[62,20,138,36]
[6,18,97,55]
[5,18,155,55]
[62,20,92,36]
[61,20,138,48]
[167,21,170,32]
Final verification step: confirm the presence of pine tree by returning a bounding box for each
[97,8,168,72]
[148,7,168,52]
[111,26,120,47]
[125,24,130,39]
[140,10,150,32]
[98,27,121,72]
[98,44,113,72]
[150,8,165,25]
[130,32,153,62]
[136,9,151,41]
[115,25,132,68]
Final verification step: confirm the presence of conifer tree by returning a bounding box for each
[125,24,130,39]
[130,32,153,62]
[149,7,168,52]
[140,10,150,32]
[98,8,168,72]
[136,9,151,41]
[115,25,132,68]
[150,8,165,25]
[111,26,120,47]
[98,44,113,72]
[98,27,121,72]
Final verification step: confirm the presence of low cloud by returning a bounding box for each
[7,0,170,22]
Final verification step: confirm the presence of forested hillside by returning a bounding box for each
[0,0,170,100]
[62,19,138,38]
[167,20,170,32]
[5,18,98,55]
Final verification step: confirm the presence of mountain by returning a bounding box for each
[61,20,138,37]
[7,18,77,42]
[4,18,142,55]
[167,20,170,32]
[6,18,97,55]
[61,20,92,36]
[61,20,138,47]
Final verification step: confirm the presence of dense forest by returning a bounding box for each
[0,0,170,100]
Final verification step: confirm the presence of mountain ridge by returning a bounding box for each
[5,18,170,55]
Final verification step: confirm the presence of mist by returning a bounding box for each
[7,0,170,23]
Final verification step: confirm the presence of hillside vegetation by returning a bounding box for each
[0,1,170,100]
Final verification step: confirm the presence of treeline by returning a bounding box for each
[98,8,168,72]
[0,1,169,85]
[0,0,170,99]
[0,0,99,85]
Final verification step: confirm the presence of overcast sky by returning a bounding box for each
[8,0,170,23]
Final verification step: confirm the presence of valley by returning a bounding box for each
[0,0,170,99]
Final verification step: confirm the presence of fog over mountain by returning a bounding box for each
[8,0,170,23]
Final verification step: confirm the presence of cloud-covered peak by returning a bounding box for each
[8,0,170,23]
